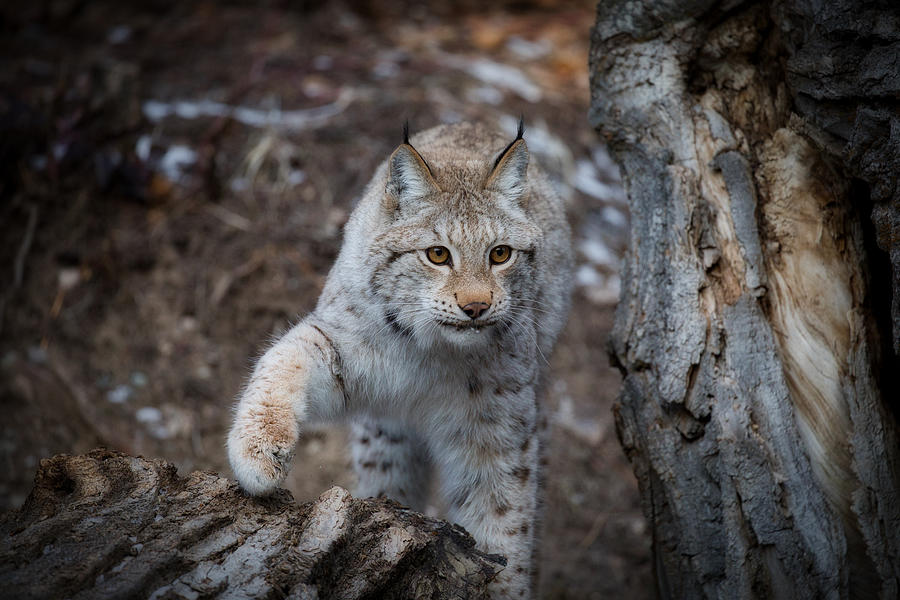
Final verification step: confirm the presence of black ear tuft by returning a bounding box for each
[399,121,435,177]
[493,117,527,170]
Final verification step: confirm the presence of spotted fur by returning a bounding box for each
[227,122,573,598]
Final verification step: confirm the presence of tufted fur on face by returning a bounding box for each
[369,122,544,350]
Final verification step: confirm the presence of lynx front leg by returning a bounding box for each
[350,416,432,511]
[438,398,540,599]
[227,320,345,496]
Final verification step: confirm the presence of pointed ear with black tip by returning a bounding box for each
[386,142,440,210]
[388,144,439,199]
[485,127,529,200]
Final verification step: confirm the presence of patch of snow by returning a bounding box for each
[451,57,542,103]
[466,85,504,105]
[135,135,151,162]
[136,406,175,440]
[159,145,197,181]
[506,36,551,61]
[136,407,162,423]
[579,238,616,268]
[575,264,604,287]
[287,169,306,187]
[573,159,625,202]
[591,145,622,183]
[575,265,622,305]
[107,384,133,404]
[232,106,267,127]
[601,205,627,228]
[142,89,353,132]
[142,100,170,122]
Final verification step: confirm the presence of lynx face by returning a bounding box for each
[368,125,542,348]
[383,207,536,347]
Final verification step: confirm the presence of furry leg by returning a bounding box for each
[227,319,345,496]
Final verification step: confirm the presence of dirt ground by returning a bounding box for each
[0,1,652,597]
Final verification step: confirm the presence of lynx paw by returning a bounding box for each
[227,414,298,496]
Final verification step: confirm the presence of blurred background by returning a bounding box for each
[0,0,650,597]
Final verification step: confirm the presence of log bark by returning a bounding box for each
[0,449,503,599]
[590,0,900,598]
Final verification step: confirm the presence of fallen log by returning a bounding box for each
[0,449,504,599]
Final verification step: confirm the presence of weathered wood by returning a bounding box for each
[0,450,503,599]
[590,0,900,598]
[776,0,900,355]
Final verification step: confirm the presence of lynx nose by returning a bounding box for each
[460,301,490,319]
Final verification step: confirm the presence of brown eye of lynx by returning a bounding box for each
[426,246,451,265]
[490,245,512,265]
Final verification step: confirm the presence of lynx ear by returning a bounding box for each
[485,119,528,199]
[386,124,439,206]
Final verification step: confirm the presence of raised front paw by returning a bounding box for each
[227,407,299,496]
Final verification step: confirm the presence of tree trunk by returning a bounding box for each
[0,450,503,599]
[590,0,900,598]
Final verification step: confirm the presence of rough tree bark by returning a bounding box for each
[0,450,503,599]
[590,0,900,598]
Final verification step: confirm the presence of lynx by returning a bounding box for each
[227,120,573,598]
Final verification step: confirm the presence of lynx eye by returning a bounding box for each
[489,245,512,265]
[426,246,451,265]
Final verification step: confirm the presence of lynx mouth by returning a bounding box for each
[437,319,497,332]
